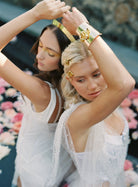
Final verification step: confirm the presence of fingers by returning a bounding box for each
[62,7,80,19]
[71,7,89,24]
[54,0,65,7]
[60,5,71,14]
[48,0,70,15]
[72,7,79,12]
[72,7,83,17]
[35,1,84,21]
[62,11,71,19]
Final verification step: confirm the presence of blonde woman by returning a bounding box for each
[51,8,135,187]
[0,1,76,187]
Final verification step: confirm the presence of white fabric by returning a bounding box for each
[52,102,129,187]
[12,82,73,187]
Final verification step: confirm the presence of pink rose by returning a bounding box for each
[132,98,138,110]
[0,77,10,87]
[128,89,138,99]
[13,101,22,111]
[120,98,132,108]
[11,113,23,123]
[1,101,13,110]
[4,109,17,120]
[125,170,138,186]
[128,118,137,129]
[122,107,136,119]
[124,160,133,171]
[5,88,17,97]
[0,87,6,95]
[0,132,15,145]
[12,121,21,133]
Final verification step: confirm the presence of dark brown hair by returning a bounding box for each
[31,24,72,88]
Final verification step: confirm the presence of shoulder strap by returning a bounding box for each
[43,81,57,122]
[53,88,62,123]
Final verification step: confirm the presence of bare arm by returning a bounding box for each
[0,53,51,112]
[62,8,135,132]
[0,0,70,111]
[0,0,70,50]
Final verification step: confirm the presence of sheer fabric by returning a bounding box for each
[12,82,73,187]
[52,102,129,187]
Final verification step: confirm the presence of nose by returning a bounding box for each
[36,49,45,60]
[87,78,97,91]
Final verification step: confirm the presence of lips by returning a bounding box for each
[37,61,44,66]
[88,90,101,97]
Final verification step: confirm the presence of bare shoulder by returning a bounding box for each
[32,76,50,93]
[67,103,88,131]
[30,76,51,112]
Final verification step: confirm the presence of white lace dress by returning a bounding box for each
[12,82,73,187]
[52,102,129,187]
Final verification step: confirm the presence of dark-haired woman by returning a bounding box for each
[0,1,74,187]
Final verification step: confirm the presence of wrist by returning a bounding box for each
[29,7,41,22]
[76,22,102,46]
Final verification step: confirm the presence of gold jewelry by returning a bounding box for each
[65,60,70,65]
[79,28,90,42]
[53,19,75,42]
[77,22,102,46]
[66,70,74,79]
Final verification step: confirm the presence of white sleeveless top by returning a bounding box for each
[52,102,129,187]
[12,82,73,187]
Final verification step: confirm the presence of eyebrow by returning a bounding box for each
[74,75,84,79]
[92,69,100,74]
[74,68,100,78]
[39,39,60,54]
[47,47,60,55]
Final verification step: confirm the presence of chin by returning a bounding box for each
[38,68,45,72]
[37,66,47,72]
[86,97,95,102]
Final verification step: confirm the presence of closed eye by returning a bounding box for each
[76,79,85,83]
[93,72,101,78]
[46,49,56,57]
[38,42,58,57]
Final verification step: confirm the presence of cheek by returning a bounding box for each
[45,58,59,66]
[73,83,86,95]
[99,77,107,88]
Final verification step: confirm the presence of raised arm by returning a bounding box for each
[0,0,70,50]
[0,0,70,112]
[62,8,135,131]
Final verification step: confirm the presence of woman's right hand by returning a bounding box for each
[31,0,70,21]
[62,7,89,35]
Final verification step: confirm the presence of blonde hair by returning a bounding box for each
[61,40,92,109]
